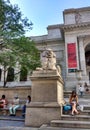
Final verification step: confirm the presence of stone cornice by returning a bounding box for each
[31,34,63,43]
[33,37,63,44]
[47,24,63,30]
[62,22,90,31]
[63,6,90,14]
[78,34,90,39]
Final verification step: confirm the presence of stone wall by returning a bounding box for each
[0,86,31,101]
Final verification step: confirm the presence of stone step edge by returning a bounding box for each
[50,120,90,129]
[0,116,25,122]
[0,127,36,130]
[51,120,90,124]
[83,110,90,112]
[61,114,90,118]
[43,126,90,130]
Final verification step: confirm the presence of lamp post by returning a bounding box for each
[75,69,82,94]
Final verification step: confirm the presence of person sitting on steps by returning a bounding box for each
[9,95,20,116]
[84,82,89,92]
[69,90,80,116]
[0,95,8,108]
[22,95,31,118]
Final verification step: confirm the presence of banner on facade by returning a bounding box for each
[67,43,77,68]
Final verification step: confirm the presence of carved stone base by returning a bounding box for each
[25,102,61,127]
[25,70,64,127]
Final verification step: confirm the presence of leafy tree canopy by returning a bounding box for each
[0,0,33,40]
[0,0,41,87]
[0,36,40,71]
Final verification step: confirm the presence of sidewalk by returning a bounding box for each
[0,122,90,130]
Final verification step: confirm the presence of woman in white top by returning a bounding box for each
[69,90,79,116]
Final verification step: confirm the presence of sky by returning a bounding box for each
[9,0,90,37]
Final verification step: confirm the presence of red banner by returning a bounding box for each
[67,43,77,68]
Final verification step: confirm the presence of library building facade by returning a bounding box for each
[31,7,90,90]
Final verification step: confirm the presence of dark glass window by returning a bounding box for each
[85,51,90,66]
[20,68,27,81]
[7,68,14,82]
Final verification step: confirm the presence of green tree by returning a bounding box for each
[0,0,33,39]
[0,36,41,87]
[0,0,41,87]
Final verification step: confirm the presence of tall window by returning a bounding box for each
[20,67,27,81]
[7,67,14,82]
[85,51,90,66]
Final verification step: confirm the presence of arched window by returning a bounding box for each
[20,67,27,81]
[7,67,14,82]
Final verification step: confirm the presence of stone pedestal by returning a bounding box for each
[25,70,64,127]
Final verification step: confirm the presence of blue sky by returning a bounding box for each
[10,0,90,36]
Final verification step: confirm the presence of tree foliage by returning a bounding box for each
[0,0,33,39]
[0,0,41,87]
[0,36,41,87]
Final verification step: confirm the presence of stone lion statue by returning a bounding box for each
[41,48,56,70]
[36,48,61,75]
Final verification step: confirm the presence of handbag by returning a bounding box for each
[63,104,72,111]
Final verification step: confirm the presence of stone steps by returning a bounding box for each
[50,104,90,129]
[40,126,90,130]
[50,120,90,129]
[0,115,25,122]
[84,105,90,110]
[64,91,90,98]
[80,110,90,115]
[78,105,90,115]
[61,114,90,121]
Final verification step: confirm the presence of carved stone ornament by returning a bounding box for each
[75,12,82,24]
[36,48,62,75]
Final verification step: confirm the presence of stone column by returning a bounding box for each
[1,66,8,82]
[14,62,20,82]
[25,70,64,127]
[78,37,87,75]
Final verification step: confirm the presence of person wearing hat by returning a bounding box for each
[9,94,20,116]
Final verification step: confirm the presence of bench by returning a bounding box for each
[0,100,26,116]
[0,106,23,116]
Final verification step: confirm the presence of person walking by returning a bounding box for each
[79,83,85,97]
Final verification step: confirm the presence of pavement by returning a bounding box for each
[0,122,90,130]
[0,97,90,130]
